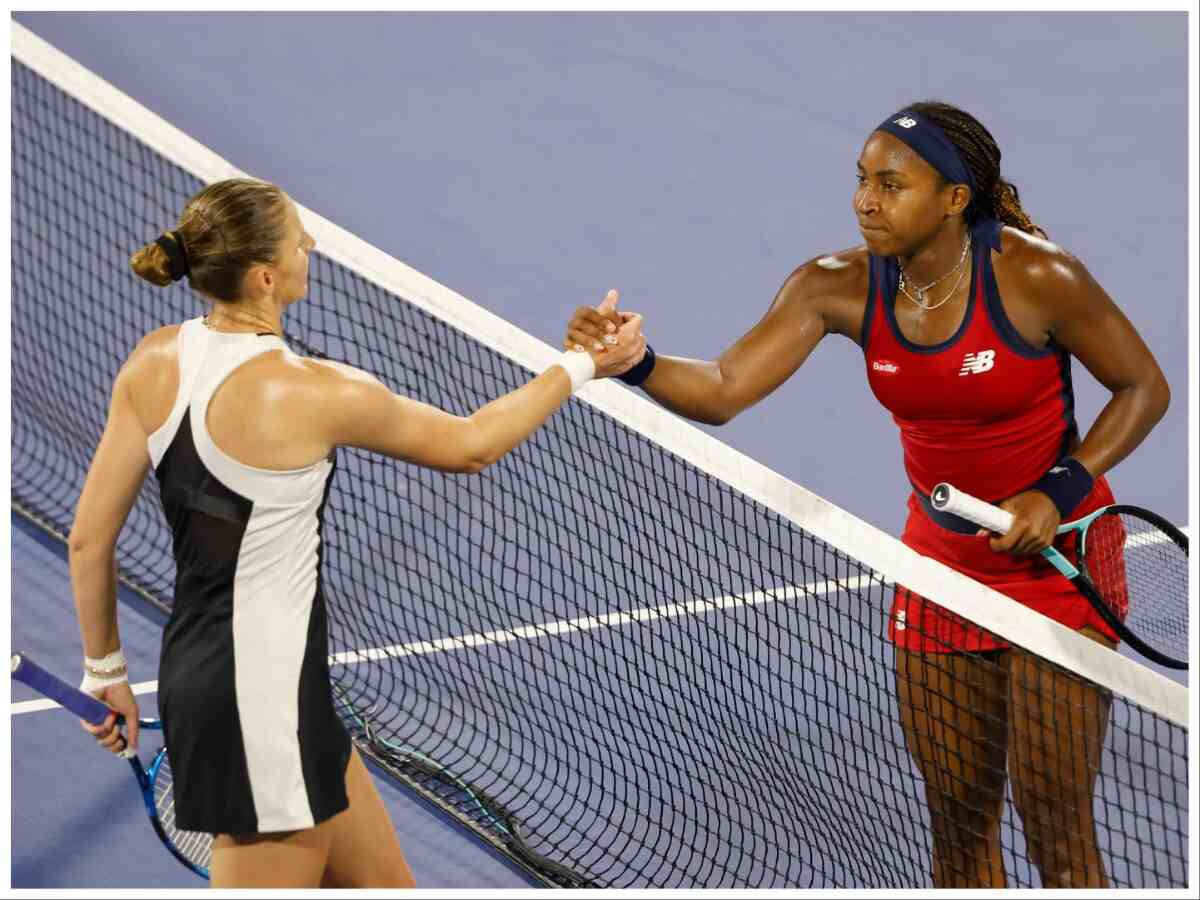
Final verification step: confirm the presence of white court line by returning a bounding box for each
[10,576,862,716]
[11,527,1187,717]
[328,575,867,667]
[331,525,1188,667]
[10,19,1189,728]
[11,679,162,716]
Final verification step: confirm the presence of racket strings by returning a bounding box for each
[154,755,213,869]
[1085,512,1188,662]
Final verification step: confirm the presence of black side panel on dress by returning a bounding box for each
[155,409,260,833]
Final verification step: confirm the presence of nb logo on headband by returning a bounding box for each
[894,116,918,129]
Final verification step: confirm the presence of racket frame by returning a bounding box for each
[11,653,211,878]
[930,485,1189,670]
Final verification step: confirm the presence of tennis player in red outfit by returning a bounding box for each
[563,101,1169,887]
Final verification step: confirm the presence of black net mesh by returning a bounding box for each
[10,58,1189,888]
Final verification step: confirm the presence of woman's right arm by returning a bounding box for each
[312,303,644,473]
[566,262,836,426]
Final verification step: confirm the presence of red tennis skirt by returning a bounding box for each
[889,477,1124,653]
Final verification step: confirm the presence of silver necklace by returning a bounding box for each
[898,235,971,311]
[203,313,281,337]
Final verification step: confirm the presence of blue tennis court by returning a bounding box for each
[9,515,537,888]
[8,11,1193,890]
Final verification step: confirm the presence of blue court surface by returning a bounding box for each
[10,11,1189,536]
[8,515,535,889]
[7,10,1194,891]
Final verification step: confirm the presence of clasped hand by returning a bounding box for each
[565,289,647,380]
[565,293,1062,561]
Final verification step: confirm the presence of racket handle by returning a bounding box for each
[930,483,1015,534]
[11,653,115,725]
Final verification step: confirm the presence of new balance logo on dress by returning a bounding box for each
[959,349,996,376]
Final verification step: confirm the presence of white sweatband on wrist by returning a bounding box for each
[81,648,129,693]
[551,349,596,394]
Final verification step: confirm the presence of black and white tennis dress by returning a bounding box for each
[148,318,351,834]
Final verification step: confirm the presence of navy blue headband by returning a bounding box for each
[873,110,1004,251]
[874,111,975,192]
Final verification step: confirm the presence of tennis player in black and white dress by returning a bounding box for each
[69,177,645,887]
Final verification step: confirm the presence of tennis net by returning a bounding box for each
[10,25,1190,889]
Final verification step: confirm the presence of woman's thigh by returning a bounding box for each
[1005,627,1113,861]
[210,826,333,888]
[895,648,1010,825]
[209,748,414,888]
[319,748,416,888]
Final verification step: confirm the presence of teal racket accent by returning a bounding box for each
[931,484,1188,670]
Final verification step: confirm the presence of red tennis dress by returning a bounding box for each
[862,226,1121,652]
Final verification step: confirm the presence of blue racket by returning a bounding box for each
[931,483,1188,670]
[11,653,211,879]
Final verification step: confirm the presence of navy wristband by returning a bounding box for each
[1030,457,1094,518]
[617,344,656,387]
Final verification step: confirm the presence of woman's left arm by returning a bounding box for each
[989,242,1169,555]
[1035,248,1170,478]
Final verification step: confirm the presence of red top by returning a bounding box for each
[863,233,1078,503]
[860,228,1121,650]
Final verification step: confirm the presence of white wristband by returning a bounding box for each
[81,648,129,693]
[81,671,129,694]
[552,349,596,394]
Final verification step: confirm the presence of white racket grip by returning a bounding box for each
[930,483,1014,534]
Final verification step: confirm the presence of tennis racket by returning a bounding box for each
[931,484,1189,670]
[11,652,211,879]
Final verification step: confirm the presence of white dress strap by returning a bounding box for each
[147,318,210,468]
[187,328,332,507]
[147,319,331,505]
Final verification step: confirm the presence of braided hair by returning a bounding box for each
[905,101,1047,239]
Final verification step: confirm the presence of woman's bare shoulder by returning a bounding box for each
[780,246,871,304]
[773,246,872,338]
[118,323,183,384]
[119,324,183,433]
[303,357,383,386]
